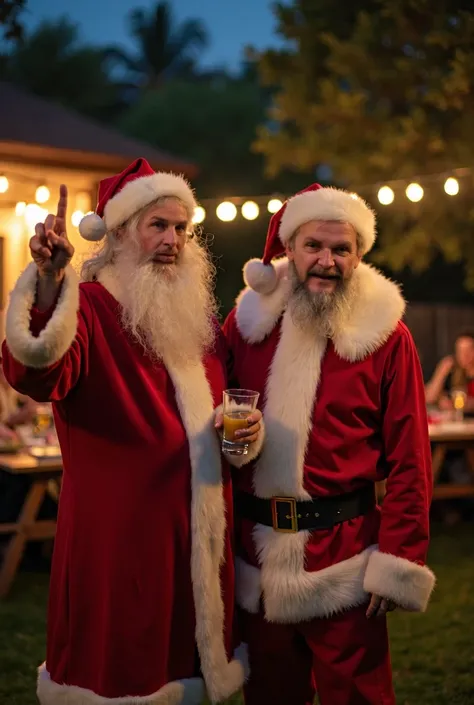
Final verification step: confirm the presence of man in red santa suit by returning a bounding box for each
[2,157,263,705]
[223,183,435,705]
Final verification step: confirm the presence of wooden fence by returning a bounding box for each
[405,303,474,379]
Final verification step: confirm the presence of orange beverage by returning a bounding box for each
[222,389,259,456]
[223,410,251,442]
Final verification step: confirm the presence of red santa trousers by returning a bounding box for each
[240,603,396,705]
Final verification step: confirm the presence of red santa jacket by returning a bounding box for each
[2,263,262,705]
[223,258,435,624]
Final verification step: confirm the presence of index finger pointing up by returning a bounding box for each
[55,184,68,235]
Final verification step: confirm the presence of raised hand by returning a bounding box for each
[30,185,74,279]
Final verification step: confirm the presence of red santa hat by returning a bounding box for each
[78,157,198,242]
[244,182,377,294]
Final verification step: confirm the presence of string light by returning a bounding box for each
[24,204,48,232]
[377,186,395,205]
[0,175,9,193]
[444,177,459,196]
[268,198,283,213]
[15,201,26,216]
[241,201,259,220]
[216,201,237,222]
[71,210,84,227]
[192,206,206,224]
[406,183,424,203]
[35,185,50,204]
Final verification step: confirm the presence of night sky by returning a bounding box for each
[24,0,283,70]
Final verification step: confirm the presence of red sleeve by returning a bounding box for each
[2,265,90,403]
[379,323,432,562]
[222,309,239,387]
[363,323,435,611]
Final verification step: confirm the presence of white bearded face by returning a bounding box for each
[86,197,218,366]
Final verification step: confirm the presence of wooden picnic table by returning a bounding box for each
[0,451,62,598]
[429,421,474,499]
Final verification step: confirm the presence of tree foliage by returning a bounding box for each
[254,0,474,287]
[105,1,209,94]
[0,0,26,42]
[119,71,307,197]
[0,18,128,121]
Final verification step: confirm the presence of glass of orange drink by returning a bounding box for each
[222,389,260,456]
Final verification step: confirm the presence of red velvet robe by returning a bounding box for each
[223,259,435,623]
[2,263,250,705]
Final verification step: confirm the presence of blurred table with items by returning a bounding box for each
[0,403,62,598]
[427,406,474,499]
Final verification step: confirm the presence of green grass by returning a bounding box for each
[1,524,473,704]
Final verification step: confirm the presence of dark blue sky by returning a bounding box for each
[24,0,283,70]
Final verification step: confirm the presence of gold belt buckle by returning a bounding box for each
[271,497,298,533]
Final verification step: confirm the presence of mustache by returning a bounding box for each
[307,268,341,280]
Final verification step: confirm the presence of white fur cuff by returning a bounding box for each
[363,550,435,612]
[235,558,262,613]
[5,263,79,369]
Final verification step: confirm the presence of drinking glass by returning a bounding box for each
[222,389,259,456]
[451,389,466,423]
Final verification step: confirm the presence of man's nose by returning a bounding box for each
[161,226,179,247]
[317,248,335,268]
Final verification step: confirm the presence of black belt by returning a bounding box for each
[234,485,376,533]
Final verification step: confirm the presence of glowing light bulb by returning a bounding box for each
[0,176,9,193]
[35,185,50,204]
[192,206,206,224]
[406,183,423,202]
[242,201,259,220]
[71,210,84,227]
[15,201,26,216]
[267,198,283,213]
[377,186,395,205]
[216,201,237,222]
[444,177,459,196]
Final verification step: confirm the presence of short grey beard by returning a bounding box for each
[288,260,354,336]
[113,236,218,366]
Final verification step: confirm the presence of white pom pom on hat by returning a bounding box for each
[78,156,198,242]
[243,258,278,295]
[242,182,377,295]
[78,213,107,242]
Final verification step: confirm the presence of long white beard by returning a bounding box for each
[112,238,217,366]
[288,260,356,337]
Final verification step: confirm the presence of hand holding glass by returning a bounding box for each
[222,389,260,456]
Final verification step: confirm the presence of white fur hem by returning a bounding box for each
[238,544,377,623]
[37,663,204,705]
[104,173,197,231]
[363,550,435,612]
[5,262,79,368]
[279,187,376,254]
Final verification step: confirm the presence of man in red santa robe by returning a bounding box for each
[223,183,435,705]
[1,158,263,705]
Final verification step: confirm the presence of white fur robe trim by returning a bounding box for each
[232,261,433,622]
[364,550,436,612]
[37,664,204,705]
[99,272,248,702]
[5,263,79,368]
[8,266,247,703]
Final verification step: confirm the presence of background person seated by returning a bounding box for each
[425,330,474,415]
